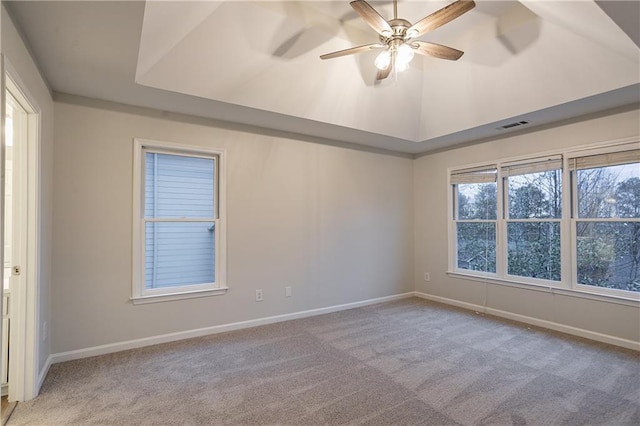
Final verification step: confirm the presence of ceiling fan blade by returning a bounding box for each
[406,0,475,39]
[376,50,394,80]
[350,0,393,36]
[320,43,385,60]
[412,41,464,60]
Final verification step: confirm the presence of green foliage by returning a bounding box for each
[576,176,640,292]
[616,177,640,218]
[457,222,496,273]
[508,222,561,281]
[474,184,497,220]
[506,172,562,280]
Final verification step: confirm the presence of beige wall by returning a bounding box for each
[52,99,640,354]
[51,99,414,353]
[414,108,640,343]
[2,5,54,377]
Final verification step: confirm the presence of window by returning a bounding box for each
[451,167,497,274]
[502,158,562,281]
[449,142,639,299]
[571,149,640,294]
[132,139,227,303]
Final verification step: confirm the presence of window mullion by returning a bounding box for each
[144,217,215,222]
[496,170,506,278]
[572,217,640,223]
[558,156,571,288]
[505,218,562,223]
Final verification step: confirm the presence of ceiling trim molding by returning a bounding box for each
[52,91,414,159]
[413,101,640,159]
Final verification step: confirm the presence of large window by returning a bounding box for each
[503,158,562,282]
[451,167,497,274]
[449,143,639,299]
[132,139,227,303]
[571,150,640,293]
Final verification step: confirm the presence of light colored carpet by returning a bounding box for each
[9,298,640,425]
[2,395,17,425]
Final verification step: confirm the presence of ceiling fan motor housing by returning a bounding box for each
[380,18,412,46]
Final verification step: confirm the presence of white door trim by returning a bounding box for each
[4,59,41,402]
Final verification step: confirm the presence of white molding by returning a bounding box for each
[50,293,415,364]
[37,354,52,393]
[415,292,640,351]
[3,60,42,402]
[130,287,229,305]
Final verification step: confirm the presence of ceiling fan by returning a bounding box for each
[320,0,476,80]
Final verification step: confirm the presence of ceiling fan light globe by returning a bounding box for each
[395,59,410,72]
[375,50,391,70]
[397,43,415,63]
[395,43,414,72]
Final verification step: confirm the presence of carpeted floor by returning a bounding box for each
[2,395,17,425]
[8,298,640,425]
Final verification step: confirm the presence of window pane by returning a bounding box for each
[457,222,496,272]
[145,221,215,289]
[456,183,497,220]
[577,222,640,292]
[507,222,561,281]
[508,170,562,219]
[577,164,640,218]
[145,152,215,218]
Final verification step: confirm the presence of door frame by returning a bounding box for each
[2,58,41,402]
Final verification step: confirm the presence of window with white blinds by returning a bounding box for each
[132,139,227,303]
[449,143,639,298]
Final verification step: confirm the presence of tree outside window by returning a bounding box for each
[575,159,640,293]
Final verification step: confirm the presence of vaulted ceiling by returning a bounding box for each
[7,1,640,155]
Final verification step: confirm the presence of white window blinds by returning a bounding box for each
[569,149,640,170]
[450,166,497,184]
[501,156,562,177]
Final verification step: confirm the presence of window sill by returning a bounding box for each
[131,287,229,305]
[446,271,640,307]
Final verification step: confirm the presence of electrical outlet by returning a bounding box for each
[255,289,264,302]
[424,272,430,282]
[285,286,292,297]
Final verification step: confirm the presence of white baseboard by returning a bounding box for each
[37,354,53,393]
[50,292,414,364]
[414,292,640,351]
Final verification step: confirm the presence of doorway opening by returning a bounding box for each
[1,70,39,409]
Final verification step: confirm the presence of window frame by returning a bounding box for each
[131,138,227,304]
[448,139,640,302]
[569,147,640,298]
[501,156,564,284]
[449,166,499,277]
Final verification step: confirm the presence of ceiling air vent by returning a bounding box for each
[498,120,529,130]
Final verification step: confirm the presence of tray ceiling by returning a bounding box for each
[7,1,640,154]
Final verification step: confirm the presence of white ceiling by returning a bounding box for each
[6,0,640,155]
